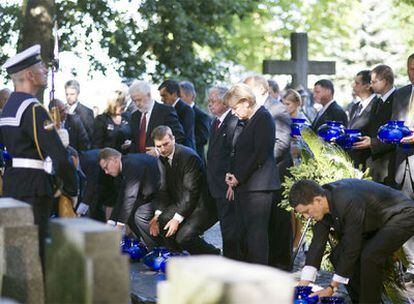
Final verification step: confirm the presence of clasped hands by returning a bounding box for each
[297,280,334,298]
[149,215,180,238]
[225,173,238,201]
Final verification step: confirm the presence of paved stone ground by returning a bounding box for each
[130,223,414,304]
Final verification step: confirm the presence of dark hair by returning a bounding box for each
[289,179,326,208]
[371,64,394,86]
[158,80,180,96]
[151,125,173,141]
[179,81,196,99]
[268,79,280,94]
[356,70,374,94]
[314,79,334,95]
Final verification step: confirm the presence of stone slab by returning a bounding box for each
[161,255,294,304]
[0,198,33,227]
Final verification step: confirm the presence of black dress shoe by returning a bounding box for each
[403,272,414,282]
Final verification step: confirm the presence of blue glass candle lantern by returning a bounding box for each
[336,129,362,149]
[120,235,132,254]
[378,120,412,144]
[317,121,345,142]
[320,296,345,304]
[291,118,309,137]
[128,240,148,261]
[143,247,170,271]
[293,286,318,304]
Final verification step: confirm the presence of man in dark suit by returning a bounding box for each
[244,75,293,270]
[179,81,211,166]
[347,70,376,170]
[353,65,396,185]
[148,126,219,255]
[98,147,160,249]
[291,179,414,303]
[390,53,414,282]
[48,99,91,151]
[311,79,348,132]
[206,86,239,259]
[158,79,195,149]
[65,79,95,140]
[128,80,186,156]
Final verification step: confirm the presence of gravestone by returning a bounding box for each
[158,255,294,303]
[0,198,44,304]
[45,218,129,304]
[263,32,336,89]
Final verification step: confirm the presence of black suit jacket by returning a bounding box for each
[157,144,216,227]
[175,99,195,149]
[366,92,396,184]
[233,106,280,192]
[74,102,95,140]
[306,179,414,278]
[193,105,211,165]
[92,113,131,152]
[130,102,186,152]
[347,97,375,169]
[311,101,348,132]
[65,114,91,151]
[391,84,414,189]
[264,96,292,179]
[206,112,238,199]
[112,154,160,223]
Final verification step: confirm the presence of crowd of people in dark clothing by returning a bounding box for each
[2,44,414,304]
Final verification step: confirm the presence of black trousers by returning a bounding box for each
[331,210,414,303]
[158,208,219,255]
[268,190,293,271]
[235,191,272,265]
[129,202,161,250]
[215,197,239,260]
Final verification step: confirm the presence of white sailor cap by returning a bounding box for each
[2,44,42,75]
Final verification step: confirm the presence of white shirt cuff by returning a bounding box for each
[173,212,185,223]
[155,210,162,216]
[300,265,317,282]
[333,274,349,284]
[107,220,117,226]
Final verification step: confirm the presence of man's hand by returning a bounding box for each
[401,133,414,144]
[225,173,239,187]
[226,185,235,201]
[146,146,159,157]
[309,286,334,298]
[352,136,371,149]
[164,219,180,237]
[149,215,160,237]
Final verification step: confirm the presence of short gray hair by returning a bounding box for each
[208,86,228,102]
[179,81,196,99]
[129,80,151,96]
[65,79,80,93]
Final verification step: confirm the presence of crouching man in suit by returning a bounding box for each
[148,126,220,255]
[290,179,414,303]
[98,147,160,249]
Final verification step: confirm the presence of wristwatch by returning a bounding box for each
[328,284,338,293]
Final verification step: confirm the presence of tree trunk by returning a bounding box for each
[18,0,55,103]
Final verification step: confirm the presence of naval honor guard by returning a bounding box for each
[0,45,78,264]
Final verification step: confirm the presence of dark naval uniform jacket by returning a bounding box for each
[0,92,78,198]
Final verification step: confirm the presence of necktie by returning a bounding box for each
[406,93,414,127]
[138,112,147,153]
[212,118,220,133]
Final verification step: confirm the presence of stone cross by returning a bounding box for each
[263,32,336,89]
